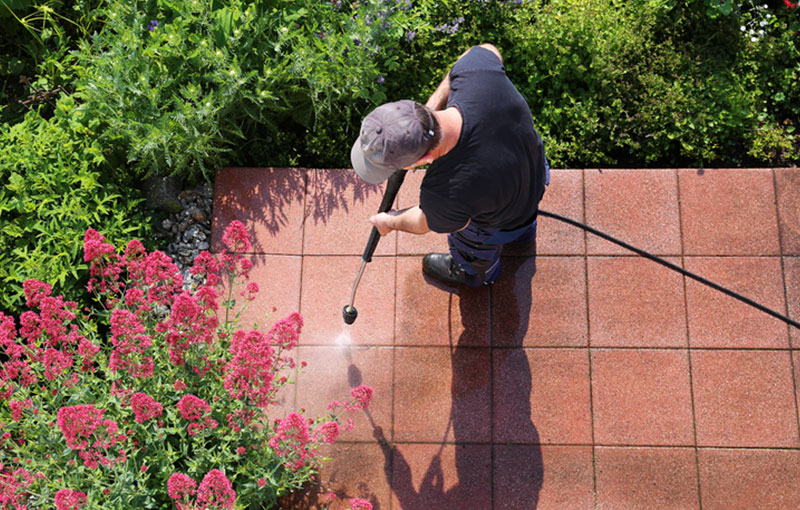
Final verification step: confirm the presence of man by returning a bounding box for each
[350,43,549,287]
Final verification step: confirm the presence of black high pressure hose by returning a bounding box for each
[538,209,800,330]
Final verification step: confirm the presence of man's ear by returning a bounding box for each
[404,152,434,170]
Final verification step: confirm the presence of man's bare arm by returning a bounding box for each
[370,206,430,235]
[425,43,502,111]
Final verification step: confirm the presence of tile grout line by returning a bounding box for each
[772,168,800,448]
[293,169,311,415]
[389,188,399,510]
[488,285,495,509]
[677,169,704,510]
[332,439,800,450]
[582,169,598,509]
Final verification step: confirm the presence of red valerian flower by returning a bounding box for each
[57,404,125,469]
[784,0,797,9]
[350,498,373,510]
[23,279,52,308]
[221,220,252,253]
[349,385,374,411]
[130,392,163,424]
[0,468,34,508]
[197,469,236,509]
[268,412,313,470]
[167,472,197,509]
[223,329,276,407]
[316,421,340,443]
[178,394,210,420]
[54,488,87,510]
[9,399,33,421]
[108,309,154,379]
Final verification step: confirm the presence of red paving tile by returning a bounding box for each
[691,350,799,447]
[390,443,492,510]
[591,349,694,445]
[685,257,788,348]
[595,447,699,510]
[588,256,688,348]
[296,346,393,442]
[395,256,490,347]
[494,445,594,510]
[493,348,592,444]
[679,168,780,256]
[493,257,588,347]
[776,168,800,255]
[786,257,800,346]
[393,347,491,443]
[299,256,395,346]
[215,167,798,509]
[536,169,586,255]
[585,169,681,256]
[211,167,306,254]
[698,449,800,510]
[303,169,396,256]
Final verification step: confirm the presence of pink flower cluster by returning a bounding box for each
[54,488,87,510]
[131,392,163,424]
[0,281,99,400]
[0,467,35,509]
[8,399,33,422]
[327,385,375,416]
[223,330,274,407]
[109,309,154,379]
[167,470,236,510]
[178,395,218,436]
[350,498,373,510]
[268,412,316,471]
[157,292,218,368]
[57,405,125,469]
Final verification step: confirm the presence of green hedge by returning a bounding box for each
[385,0,798,168]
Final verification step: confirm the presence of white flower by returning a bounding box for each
[759,29,764,35]
[751,36,758,42]
[741,25,747,31]
[760,20,767,27]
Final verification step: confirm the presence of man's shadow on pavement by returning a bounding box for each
[375,257,544,509]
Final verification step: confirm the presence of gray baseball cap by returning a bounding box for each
[350,100,435,184]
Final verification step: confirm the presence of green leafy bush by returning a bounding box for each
[384,0,798,168]
[70,0,424,182]
[0,95,150,315]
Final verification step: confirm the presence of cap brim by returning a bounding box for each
[351,137,396,185]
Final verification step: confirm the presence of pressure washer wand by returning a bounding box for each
[343,169,408,325]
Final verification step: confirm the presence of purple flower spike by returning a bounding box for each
[149,20,159,32]
[376,75,385,84]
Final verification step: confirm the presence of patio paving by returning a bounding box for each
[212,167,800,510]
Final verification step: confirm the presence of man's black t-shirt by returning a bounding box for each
[420,46,547,233]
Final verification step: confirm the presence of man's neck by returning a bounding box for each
[432,107,462,159]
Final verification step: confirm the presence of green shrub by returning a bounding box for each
[71,0,425,182]
[382,0,798,168]
[0,95,150,315]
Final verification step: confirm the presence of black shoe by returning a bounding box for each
[422,253,469,286]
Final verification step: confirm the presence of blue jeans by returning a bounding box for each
[446,159,550,287]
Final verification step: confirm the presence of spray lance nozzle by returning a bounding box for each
[342,305,358,325]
